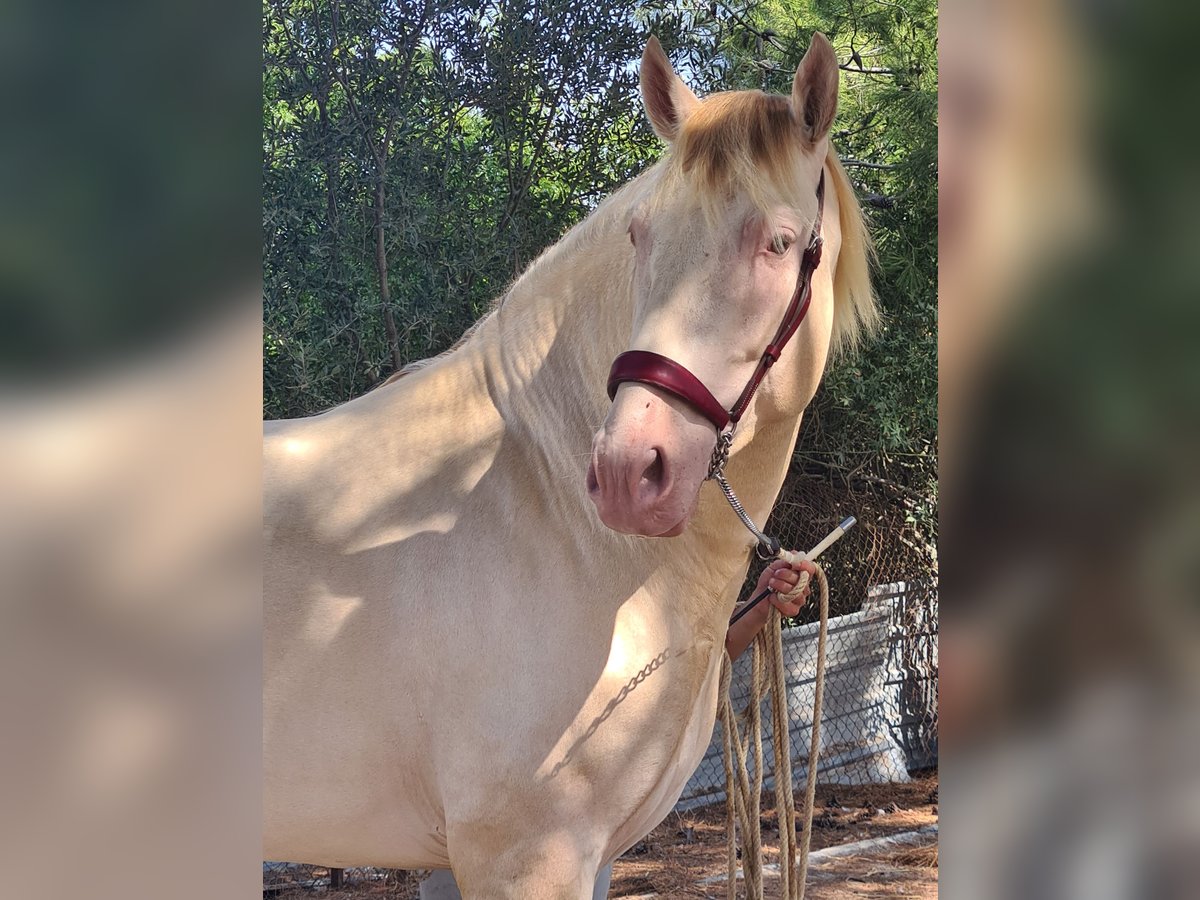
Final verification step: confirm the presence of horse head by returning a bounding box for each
[587,33,847,538]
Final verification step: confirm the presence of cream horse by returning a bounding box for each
[264,34,876,898]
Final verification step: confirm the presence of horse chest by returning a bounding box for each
[597,638,725,861]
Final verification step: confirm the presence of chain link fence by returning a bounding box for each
[677,577,937,809]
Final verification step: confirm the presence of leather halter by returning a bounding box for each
[606,172,826,435]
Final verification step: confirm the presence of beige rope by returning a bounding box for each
[718,562,829,899]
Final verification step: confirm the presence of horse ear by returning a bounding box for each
[791,32,839,143]
[640,36,699,142]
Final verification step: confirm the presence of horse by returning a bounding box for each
[264,33,877,899]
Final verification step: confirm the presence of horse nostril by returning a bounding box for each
[640,449,666,493]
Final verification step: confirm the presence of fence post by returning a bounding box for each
[330,868,344,889]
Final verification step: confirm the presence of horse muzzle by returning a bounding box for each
[587,383,712,537]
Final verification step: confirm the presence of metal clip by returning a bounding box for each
[755,535,781,561]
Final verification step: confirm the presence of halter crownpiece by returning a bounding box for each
[605,171,827,558]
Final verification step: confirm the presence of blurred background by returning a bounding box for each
[940,0,1200,896]
[0,0,262,898]
[1,0,1197,896]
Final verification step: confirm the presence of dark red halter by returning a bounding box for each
[606,172,826,434]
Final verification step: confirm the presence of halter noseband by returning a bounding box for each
[606,172,826,436]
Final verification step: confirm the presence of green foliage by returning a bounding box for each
[263,0,680,417]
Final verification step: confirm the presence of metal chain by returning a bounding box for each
[706,427,781,559]
[713,472,781,560]
[707,429,735,480]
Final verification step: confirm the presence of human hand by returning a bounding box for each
[726,558,818,660]
[756,558,818,618]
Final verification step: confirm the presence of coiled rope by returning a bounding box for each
[717,560,829,900]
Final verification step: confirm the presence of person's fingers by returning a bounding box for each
[768,593,804,617]
[756,557,820,618]
[794,559,818,578]
[758,560,790,591]
[769,570,799,593]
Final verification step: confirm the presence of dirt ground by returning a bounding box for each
[271,774,937,899]
[607,774,938,898]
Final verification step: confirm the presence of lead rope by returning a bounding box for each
[718,561,828,900]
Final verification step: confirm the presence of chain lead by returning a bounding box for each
[707,429,734,481]
[706,427,782,560]
[712,471,780,560]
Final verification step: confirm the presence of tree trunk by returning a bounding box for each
[318,97,339,230]
[374,175,402,372]
[309,0,339,235]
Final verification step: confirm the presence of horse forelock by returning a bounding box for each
[668,91,809,221]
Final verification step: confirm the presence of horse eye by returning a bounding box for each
[770,235,793,255]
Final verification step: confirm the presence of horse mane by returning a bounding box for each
[378,89,878,395]
[373,310,496,390]
[824,149,880,357]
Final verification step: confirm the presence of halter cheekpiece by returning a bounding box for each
[604,172,827,558]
